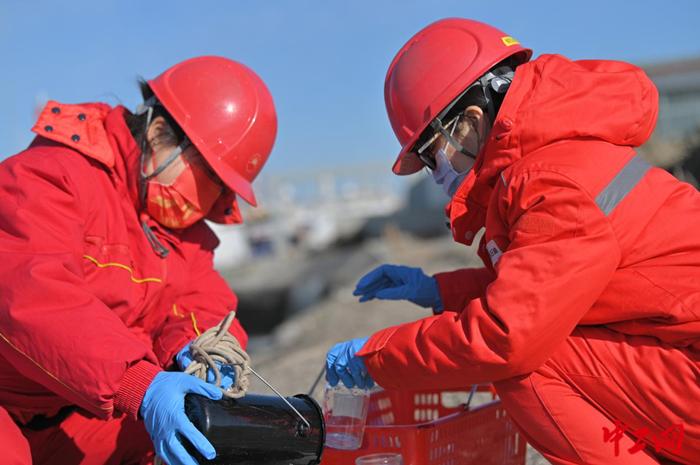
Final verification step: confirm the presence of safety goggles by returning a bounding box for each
[415,114,462,170]
[412,80,481,170]
[413,66,515,170]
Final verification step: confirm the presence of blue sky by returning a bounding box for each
[1,0,699,175]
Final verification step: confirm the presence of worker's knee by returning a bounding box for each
[63,413,153,465]
[493,332,599,420]
[492,375,536,418]
[23,411,153,465]
[494,328,598,405]
[0,406,32,465]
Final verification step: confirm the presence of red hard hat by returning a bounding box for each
[149,56,277,206]
[385,18,532,175]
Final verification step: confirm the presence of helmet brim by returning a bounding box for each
[203,155,258,207]
[392,144,426,175]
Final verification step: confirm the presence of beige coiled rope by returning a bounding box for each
[185,310,251,398]
[183,311,311,428]
[154,311,251,464]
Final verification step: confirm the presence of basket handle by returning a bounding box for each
[463,384,479,410]
[307,364,326,397]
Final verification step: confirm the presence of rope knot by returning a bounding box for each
[184,311,251,398]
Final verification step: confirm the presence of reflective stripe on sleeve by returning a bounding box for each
[595,156,651,216]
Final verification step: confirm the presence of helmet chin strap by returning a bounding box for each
[136,97,156,209]
[136,97,191,207]
[134,97,177,258]
[142,139,190,182]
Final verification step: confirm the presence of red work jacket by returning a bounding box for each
[0,102,248,422]
[359,54,700,389]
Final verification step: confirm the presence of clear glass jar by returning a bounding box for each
[322,383,370,450]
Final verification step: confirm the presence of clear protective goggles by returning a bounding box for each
[415,113,462,170]
[412,65,516,170]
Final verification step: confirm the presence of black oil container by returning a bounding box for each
[185,393,325,465]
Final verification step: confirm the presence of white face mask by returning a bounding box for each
[432,148,474,197]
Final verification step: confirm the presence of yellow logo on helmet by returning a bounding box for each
[501,36,520,47]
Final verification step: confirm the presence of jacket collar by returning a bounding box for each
[33,101,115,167]
[32,101,143,209]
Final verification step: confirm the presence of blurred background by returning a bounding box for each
[3,2,700,463]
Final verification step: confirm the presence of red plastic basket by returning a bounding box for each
[320,387,526,465]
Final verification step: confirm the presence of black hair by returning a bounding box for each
[124,79,186,148]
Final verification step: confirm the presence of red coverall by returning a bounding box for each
[0,102,248,464]
[358,55,700,464]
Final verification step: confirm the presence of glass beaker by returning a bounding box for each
[322,383,370,450]
[355,453,404,465]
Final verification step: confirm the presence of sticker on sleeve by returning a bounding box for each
[486,239,503,265]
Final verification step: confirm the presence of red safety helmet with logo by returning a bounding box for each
[385,18,532,175]
[148,56,277,207]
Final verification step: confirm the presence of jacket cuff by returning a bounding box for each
[433,268,492,312]
[114,360,162,418]
[357,327,397,357]
[357,326,400,389]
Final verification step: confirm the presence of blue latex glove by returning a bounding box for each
[353,264,443,311]
[325,337,374,389]
[176,342,235,390]
[141,371,222,465]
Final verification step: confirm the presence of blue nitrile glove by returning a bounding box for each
[353,264,443,311]
[176,342,235,390]
[325,337,374,389]
[140,371,223,465]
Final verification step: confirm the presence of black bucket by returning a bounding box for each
[185,393,325,465]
